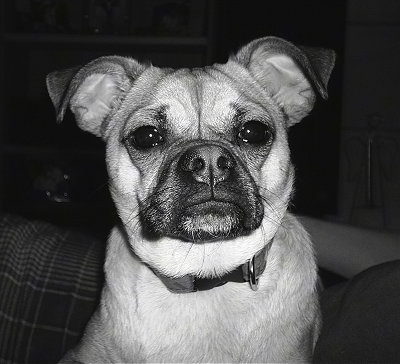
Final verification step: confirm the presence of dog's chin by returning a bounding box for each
[177,202,241,242]
[170,201,253,242]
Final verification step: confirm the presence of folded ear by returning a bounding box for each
[233,36,335,126]
[46,56,146,137]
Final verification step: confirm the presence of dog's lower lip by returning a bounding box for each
[175,200,245,242]
[188,200,237,211]
[184,200,243,218]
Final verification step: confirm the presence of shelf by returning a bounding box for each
[2,144,104,158]
[0,0,216,221]
[3,33,209,48]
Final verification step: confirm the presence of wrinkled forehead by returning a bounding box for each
[126,66,275,138]
[155,68,239,105]
[154,68,241,134]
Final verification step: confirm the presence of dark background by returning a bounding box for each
[215,1,346,217]
[0,0,347,237]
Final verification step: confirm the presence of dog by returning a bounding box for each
[46,36,335,363]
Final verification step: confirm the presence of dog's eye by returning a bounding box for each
[127,126,164,150]
[237,120,273,145]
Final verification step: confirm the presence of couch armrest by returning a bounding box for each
[300,216,400,278]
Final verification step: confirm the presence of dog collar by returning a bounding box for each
[154,241,273,294]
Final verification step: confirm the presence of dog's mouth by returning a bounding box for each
[140,192,260,243]
[178,200,244,242]
[139,140,264,243]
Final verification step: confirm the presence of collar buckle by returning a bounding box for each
[248,255,259,291]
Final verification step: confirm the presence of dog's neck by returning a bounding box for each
[152,240,273,293]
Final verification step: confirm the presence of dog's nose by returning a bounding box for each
[179,144,236,186]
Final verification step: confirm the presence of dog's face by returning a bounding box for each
[119,66,281,242]
[47,37,334,277]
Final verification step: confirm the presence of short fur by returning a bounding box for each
[47,36,335,363]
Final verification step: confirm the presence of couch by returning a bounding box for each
[1,213,399,363]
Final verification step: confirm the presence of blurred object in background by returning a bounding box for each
[13,0,84,33]
[33,165,71,203]
[152,1,189,35]
[10,0,205,36]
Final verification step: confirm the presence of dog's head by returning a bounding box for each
[47,37,334,278]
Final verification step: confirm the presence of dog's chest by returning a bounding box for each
[129,284,284,362]
[92,222,318,363]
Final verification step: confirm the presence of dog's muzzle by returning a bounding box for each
[140,141,264,242]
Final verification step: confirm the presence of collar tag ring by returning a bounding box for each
[248,255,259,291]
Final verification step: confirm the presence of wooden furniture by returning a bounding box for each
[0,0,216,236]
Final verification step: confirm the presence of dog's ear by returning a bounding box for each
[233,36,335,126]
[46,56,145,137]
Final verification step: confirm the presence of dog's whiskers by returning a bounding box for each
[178,241,195,274]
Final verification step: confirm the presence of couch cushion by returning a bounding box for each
[314,259,400,363]
[0,214,104,364]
